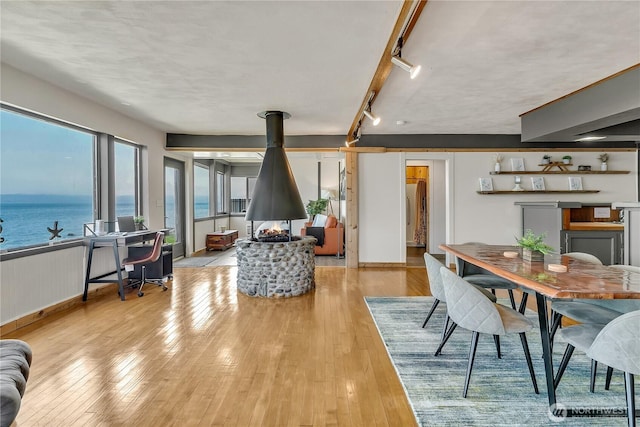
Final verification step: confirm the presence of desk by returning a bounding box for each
[440,243,640,419]
[83,230,161,301]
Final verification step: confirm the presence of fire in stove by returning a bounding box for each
[255,221,299,242]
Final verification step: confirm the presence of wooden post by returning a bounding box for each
[345,151,359,268]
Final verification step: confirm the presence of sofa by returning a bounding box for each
[0,339,32,427]
[300,214,344,256]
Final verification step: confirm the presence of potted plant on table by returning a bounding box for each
[516,229,554,262]
[134,216,146,231]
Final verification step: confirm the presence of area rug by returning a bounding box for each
[364,296,633,427]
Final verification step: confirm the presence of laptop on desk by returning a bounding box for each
[117,216,136,233]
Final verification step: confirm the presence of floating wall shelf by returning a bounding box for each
[477,190,600,195]
[490,170,629,175]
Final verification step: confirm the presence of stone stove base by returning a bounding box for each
[236,237,316,298]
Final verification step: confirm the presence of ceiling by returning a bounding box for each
[1,1,639,152]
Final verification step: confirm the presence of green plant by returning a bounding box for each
[515,229,555,254]
[134,216,145,224]
[164,234,176,244]
[305,199,329,216]
[562,155,572,160]
[598,153,609,163]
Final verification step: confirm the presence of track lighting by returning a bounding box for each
[363,109,380,126]
[391,55,421,79]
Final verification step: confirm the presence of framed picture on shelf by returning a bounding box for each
[479,177,493,192]
[531,176,545,191]
[568,176,583,191]
[510,157,525,172]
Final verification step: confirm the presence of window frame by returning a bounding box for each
[0,103,143,256]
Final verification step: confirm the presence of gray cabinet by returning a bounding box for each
[560,230,623,265]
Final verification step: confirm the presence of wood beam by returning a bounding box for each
[346,0,427,143]
[345,151,359,268]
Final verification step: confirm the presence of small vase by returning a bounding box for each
[522,248,544,263]
[494,163,501,173]
[601,162,608,171]
[563,159,570,164]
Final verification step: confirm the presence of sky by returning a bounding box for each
[1,109,135,196]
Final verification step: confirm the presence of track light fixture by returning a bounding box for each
[391,55,421,79]
[392,36,421,79]
[363,108,380,126]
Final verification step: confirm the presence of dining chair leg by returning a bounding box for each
[605,366,614,391]
[463,331,480,398]
[590,360,598,393]
[549,312,563,343]
[623,372,636,427]
[507,289,516,310]
[434,322,457,356]
[554,344,575,389]
[518,292,529,314]
[441,314,450,341]
[493,335,502,359]
[519,332,539,394]
[422,299,440,328]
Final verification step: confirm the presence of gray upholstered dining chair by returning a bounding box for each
[549,252,617,342]
[439,266,539,398]
[423,253,500,356]
[456,243,522,311]
[554,310,640,427]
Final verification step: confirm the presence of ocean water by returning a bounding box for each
[0,194,137,250]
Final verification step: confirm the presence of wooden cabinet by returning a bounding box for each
[206,230,238,251]
[560,230,623,265]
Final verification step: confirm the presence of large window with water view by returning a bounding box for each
[0,106,96,250]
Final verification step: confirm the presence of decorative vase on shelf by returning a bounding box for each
[494,162,501,173]
[522,248,544,263]
[601,162,608,171]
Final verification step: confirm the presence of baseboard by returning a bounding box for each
[0,283,118,336]
[358,262,406,268]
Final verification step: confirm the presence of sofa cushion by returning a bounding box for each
[324,215,338,229]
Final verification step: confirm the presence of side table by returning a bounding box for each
[206,230,239,251]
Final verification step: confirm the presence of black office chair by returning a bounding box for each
[122,232,166,297]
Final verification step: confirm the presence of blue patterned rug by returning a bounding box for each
[364,296,634,426]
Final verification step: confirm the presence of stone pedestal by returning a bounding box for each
[236,237,316,298]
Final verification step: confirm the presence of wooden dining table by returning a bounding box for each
[439,243,640,420]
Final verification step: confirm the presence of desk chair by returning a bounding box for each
[555,310,640,427]
[440,267,538,398]
[122,232,166,297]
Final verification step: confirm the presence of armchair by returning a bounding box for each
[300,214,344,256]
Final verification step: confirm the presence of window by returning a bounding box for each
[114,140,140,218]
[0,106,96,250]
[194,163,210,218]
[230,176,257,213]
[215,171,226,214]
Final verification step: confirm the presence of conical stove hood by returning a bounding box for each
[245,111,307,221]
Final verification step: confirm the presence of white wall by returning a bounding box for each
[359,153,405,263]
[358,150,637,264]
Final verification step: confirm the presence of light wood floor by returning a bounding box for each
[5,266,428,426]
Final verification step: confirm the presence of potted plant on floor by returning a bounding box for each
[516,229,554,262]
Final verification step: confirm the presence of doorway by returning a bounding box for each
[406,165,429,267]
[164,157,185,259]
